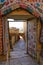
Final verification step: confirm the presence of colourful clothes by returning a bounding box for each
[39,17,43,57]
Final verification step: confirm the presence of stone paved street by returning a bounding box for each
[9,39,39,65]
[0,39,39,65]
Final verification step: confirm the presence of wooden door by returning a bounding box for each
[27,19,37,58]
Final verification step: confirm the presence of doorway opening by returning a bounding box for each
[4,17,39,65]
[8,19,27,58]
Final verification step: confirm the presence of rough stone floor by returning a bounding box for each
[0,39,39,65]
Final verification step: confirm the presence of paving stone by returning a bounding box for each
[0,39,39,65]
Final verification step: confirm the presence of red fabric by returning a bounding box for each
[4,2,9,5]
[0,11,2,16]
[10,0,13,3]
[20,4,27,9]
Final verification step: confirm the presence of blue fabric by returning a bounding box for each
[4,10,8,15]
[1,0,5,3]
[3,8,12,15]
[7,8,12,13]
[26,7,33,14]
[36,3,40,7]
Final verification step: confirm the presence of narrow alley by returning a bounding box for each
[8,38,38,65]
[0,39,39,65]
[0,37,40,65]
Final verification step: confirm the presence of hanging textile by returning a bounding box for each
[39,16,43,57]
[0,0,5,8]
[39,17,43,43]
[5,19,9,54]
[0,0,5,4]
[0,1,43,16]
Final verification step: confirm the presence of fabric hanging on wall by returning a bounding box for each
[0,0,5,4]
[26,6,33,14]
[4,0,9,6]
[10,0,13,3]
[5,20,9,54]
[20,3,27,9]
[39,16,43,57]
[0,1,43,19]
[39,16,43,43]
[3,7,12,15]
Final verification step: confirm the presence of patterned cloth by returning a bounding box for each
[39,16,43,43]
[39,17,43,57]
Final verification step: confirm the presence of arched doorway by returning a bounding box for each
[2,7,41,65]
